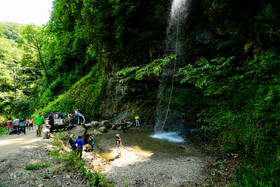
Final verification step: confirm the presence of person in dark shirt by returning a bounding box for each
[120,119,128,133]
[47,111,54,133]
[89,135,95,153]
[69,134,77,150]
[19,117,26,134]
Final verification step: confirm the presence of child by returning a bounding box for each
[135,115,140,127]
[116,134,122,158]
[7,118,12,135]
[89,135,95,153]
[73,136,84,158]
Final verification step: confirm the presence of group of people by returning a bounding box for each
[6,110,78,139]
[5,111,54,139]
[6,111,139,159]
[69,134,122,159]
[69,134,95,158]
[6,117,33,135]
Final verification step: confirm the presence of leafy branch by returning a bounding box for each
[117,54,177,83]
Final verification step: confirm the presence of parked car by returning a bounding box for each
[45,112,85,128]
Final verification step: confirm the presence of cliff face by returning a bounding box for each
[100,65,159,124]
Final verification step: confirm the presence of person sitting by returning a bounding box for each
[42,125,53,139]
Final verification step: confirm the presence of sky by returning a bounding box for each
[0,0,53,26]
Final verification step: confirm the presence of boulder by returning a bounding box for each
[117,126,122,131]
[127,121,133,128]
[91,121,100,127]
[61,125,86,144]
[87,129,102,136]
[98,127,108,133]
[101,120,112,129]
[111,125,117,130]
[83,123,92,129]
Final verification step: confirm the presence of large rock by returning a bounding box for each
[101,120,112,129]
[127,121,133,128]
[111,125,117,130]
[91,121,100,127]
[87,129,102,136]
[61,125,86,144]
[70,125,86,137]
[98,127,108,133]
[83,123,92,129]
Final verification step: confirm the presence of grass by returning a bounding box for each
[25,161,50,170]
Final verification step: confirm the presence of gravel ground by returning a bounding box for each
[0,129,215,187]
[90,132,213,187]
[0,133,89,187]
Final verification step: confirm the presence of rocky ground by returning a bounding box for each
[0,135,89,187]
[0,123,237,187]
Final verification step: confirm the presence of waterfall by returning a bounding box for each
[152,0,191,142]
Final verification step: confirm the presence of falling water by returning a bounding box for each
[152,0,191,143]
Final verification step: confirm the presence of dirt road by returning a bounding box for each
[0,129,41,160]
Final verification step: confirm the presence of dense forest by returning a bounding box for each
[1,0,280,185]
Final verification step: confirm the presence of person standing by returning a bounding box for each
[7,118,12,135]
[47,111,54,133]
[135,115,140,127]
[89,135,95,153]
[33,112,45,137]
[13,117,20,135]
[73,136,84,158]
[25,119,29,128]
[116,134,122,158]
[69,134,77,150]
[120,119,128,133]
[29,119,33,130]
[19,117,26,134]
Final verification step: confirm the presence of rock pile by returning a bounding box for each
[85,120,134,136]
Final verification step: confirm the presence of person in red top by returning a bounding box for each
[7,118,13,135]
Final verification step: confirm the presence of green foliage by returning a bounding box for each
[0,126,6,136]
[235,159,280,186]
[34,65,104,120]
[25,161,50,170]
[118,55,177,83]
